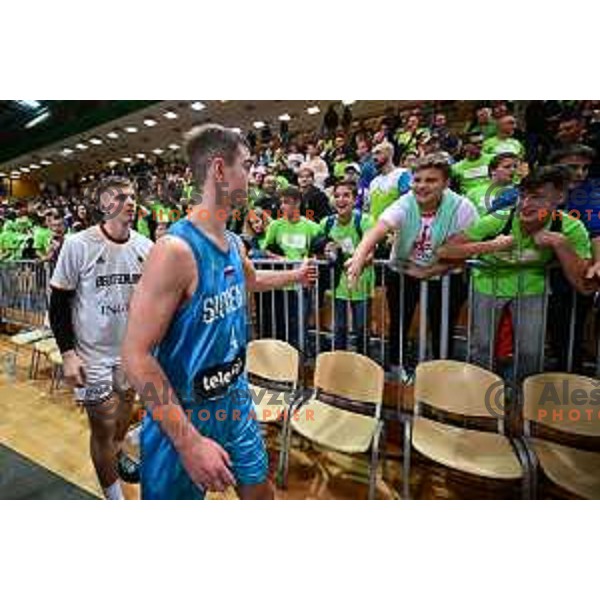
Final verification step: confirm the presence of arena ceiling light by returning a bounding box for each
[90,138,103,145]
[11,173,20,179]
[108,160,118,168]
[164,111,178,119]
[278,113,291,121]
[307,106,320,115]
[20,167,30,173]
[153,148,164,155]
[17,100,41,110]
[122,157,133,163]
[40,159,52,166]
[168,143,180,150]
[143,118,158,127]
[190,102,206,111]
[24,109,51,129]
[11,170,20,175]
[136,153,146,159]
[342,100,356,106]
[76,143,89,150]
[29,164,40,169]
[231,127,242,134]
[62,148,74,155]
[106,131,119,139]
[253,121,265,129]
[125,126,138,133]
[0,172,6,178]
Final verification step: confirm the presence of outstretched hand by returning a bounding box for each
[296,259,318,287]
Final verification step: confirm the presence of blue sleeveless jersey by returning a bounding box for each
[155,219,247,403]
[140,219,268,499]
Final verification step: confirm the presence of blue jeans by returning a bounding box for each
[333,299,370,355]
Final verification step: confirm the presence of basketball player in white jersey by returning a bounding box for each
[49,176,153,500]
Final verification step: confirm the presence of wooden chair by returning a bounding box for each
[522,373,600,499]
[404,360,530,499]
[280,351,385,499]
[246,339,300,482]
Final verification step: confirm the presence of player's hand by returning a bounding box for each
[533,230,565,250]
[297,259,318,287]
[180,432,236,493]
[345,254,364,290]
[585,261,600,281]
[62,350,87,387]
[488,234,515,252]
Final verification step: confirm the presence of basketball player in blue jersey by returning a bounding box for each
[122,124,317,499]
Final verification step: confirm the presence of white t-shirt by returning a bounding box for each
[50,226,153,366]
[381,193,478,266]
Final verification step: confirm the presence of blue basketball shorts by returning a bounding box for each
[140,383,268,500]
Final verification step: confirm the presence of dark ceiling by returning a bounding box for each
[0,100,158,164]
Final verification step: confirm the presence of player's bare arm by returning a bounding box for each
[122,235,236,492]
[240,241,317,291]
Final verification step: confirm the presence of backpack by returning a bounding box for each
[323,210,363,242]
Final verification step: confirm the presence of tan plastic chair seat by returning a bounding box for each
[531,438,600,499]
[11,329,50,346]
[33,338,58,355]
[291,393,378,454]
[249,383,290,423]
[412,416,523,480]
[48,351,63,366]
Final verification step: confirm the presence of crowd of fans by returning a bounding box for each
[2,100,600,380]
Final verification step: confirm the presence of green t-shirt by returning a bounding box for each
[263,217,320,261]
[275,175,289,191]
[183,183,195,200]
[464,121,497,140]
[0,229,24,260]
[465,212,591,297]
[482,136,524,159]
[319,213,375,301]
[466,180,493,215]
[395,128,429,154]
[367,168,404,221]
[333,159,350,180]
[33,226,52,254]
[263,217,321,290]
[15,216,33,233]
[452,154,493,196]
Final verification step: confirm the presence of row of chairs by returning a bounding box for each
[9,328,63,392]
[247,339,600,499]
[8,329,600,499]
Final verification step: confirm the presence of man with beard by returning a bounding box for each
[364,141,411,221]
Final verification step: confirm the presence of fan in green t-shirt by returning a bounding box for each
[439,167,592,298]
[33,225,53,257]
[318,181,375,355]
[466,152,520,216]
[452,131,493,196]
[438,166,593,381]
[0,220,25,261]
[482,114,525,159]
[263,191,320,261]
